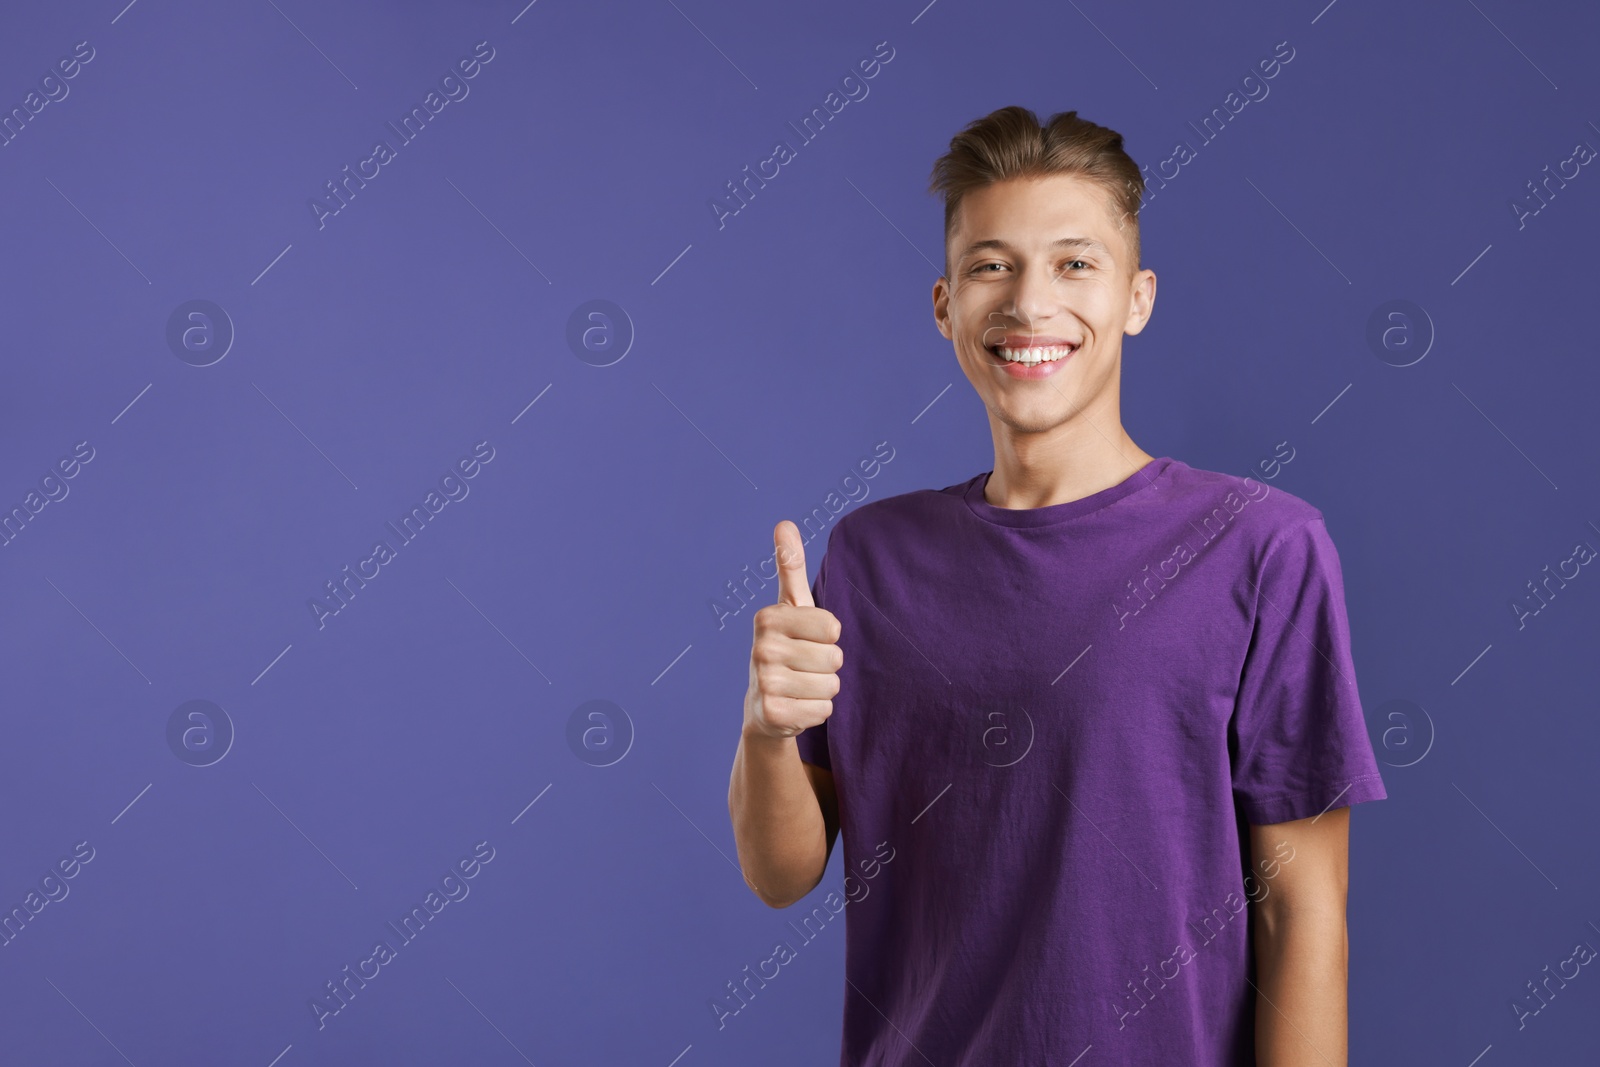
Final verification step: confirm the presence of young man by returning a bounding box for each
[727,106,1386,1066]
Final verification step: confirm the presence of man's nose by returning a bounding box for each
[1006,261,1068,324]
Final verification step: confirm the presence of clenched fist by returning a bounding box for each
[744,520,843,740]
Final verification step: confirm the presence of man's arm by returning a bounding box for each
[728,730,839,907]
[727,521,844,909]
[1249,806,1351,1067]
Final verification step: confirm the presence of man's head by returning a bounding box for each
[929,107,1156,440]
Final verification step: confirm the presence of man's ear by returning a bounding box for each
[932,276,954,340]
[1123,269,1157,337]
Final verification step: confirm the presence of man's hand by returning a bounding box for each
[744,520,844,741]
[728,520,842,908]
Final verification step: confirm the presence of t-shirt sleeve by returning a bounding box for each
[1230,516,1387,825]
[793,547,833,772]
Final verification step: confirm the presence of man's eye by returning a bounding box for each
[968,260,1089,274]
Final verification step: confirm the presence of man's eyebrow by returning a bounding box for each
[955,236,1113,262]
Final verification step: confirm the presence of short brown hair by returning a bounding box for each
[928,106,1144,278]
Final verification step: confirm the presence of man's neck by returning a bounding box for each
[984,436,1156,511]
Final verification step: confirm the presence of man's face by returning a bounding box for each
[932,174,1155,437]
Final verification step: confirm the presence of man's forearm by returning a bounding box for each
[1253,905,1349,1066]
[728,724,829,908]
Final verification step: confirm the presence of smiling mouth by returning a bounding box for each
[985,343,1080,365]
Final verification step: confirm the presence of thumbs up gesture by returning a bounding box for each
[744,521,844,740]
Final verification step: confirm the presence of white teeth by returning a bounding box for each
[995,344,1076,364]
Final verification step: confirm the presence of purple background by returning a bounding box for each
[1,0,1597,1063]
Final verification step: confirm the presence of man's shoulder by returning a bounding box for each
[827,474,979,545]
[1162,458,1328,550]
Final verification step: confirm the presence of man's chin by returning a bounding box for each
[988,403,1079,437]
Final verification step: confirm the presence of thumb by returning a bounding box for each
[773,520,813,607]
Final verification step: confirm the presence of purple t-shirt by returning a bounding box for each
[794,455,1386,1066]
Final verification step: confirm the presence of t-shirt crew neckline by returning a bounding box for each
[963,455,1177,528]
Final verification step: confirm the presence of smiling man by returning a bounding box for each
[727,106,1386,1066]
